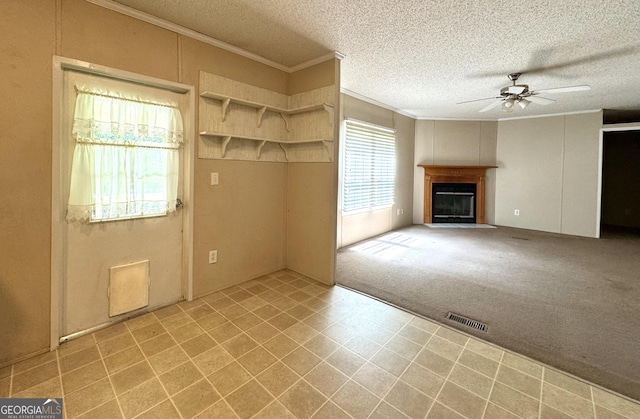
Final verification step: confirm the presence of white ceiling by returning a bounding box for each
[110,0,640,120]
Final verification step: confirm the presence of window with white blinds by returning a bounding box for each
[342,119,396,212]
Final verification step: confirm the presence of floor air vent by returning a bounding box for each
[446,312,488,332]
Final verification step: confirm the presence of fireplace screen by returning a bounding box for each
[432,183,476,223]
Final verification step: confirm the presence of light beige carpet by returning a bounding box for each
[336,224,640,401]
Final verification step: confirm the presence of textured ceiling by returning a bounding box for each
[112,0,640,120]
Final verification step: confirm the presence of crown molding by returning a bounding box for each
[497,109,602,121]
[341,88,416,119]
[86,0,343,74]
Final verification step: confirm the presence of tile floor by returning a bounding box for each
[1,270,639,419]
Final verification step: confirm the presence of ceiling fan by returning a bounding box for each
[458,73,591,113]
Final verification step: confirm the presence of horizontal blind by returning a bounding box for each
[343,119,396,212]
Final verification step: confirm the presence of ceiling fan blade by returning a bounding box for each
[456,97,500,105]
[531,85,590,94]
[479,99,504,112]
[528,96,556,105]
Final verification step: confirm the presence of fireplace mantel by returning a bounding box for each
[419,165,497,224]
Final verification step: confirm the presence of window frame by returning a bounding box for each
[341,119,397,214]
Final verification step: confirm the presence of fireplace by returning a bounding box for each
[419,165,497,224]
[432,183,477,223]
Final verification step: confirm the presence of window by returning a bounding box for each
[66,87,183,222]
[342,119,396,212]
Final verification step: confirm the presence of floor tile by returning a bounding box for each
[131,322,166,343]
[181,333,216,357]
[544,368,592,400]
[283,322,319,344]
[64,378,114,419]
[414,348,455,377]
[13,351,57,374]
[263,333,299,359]
[369,401,411,419]
[76,398,123,419]
[303,334,340,359]
[192,346,234,376]
[110,361,155,395]
[542,382,595,419]
[279,379,327,418]
[237,346,277,375]
[93,322,129,342]
[490,381,539,419]
[103,345,145,375]
[138,333,176,358]
[540,403,576,419]
[169,321,205,343]
[172,378,220,418]
[400,362,445,398]
[466,338,504,362]
[592,387,640,419]
[385,380,433,419]
[397,324,433,346]
[371,347,411,377]
[305,362,349,397]
[425,335,464,361]
[226,379,274,419]
[502,352,543,379]
[159,361,203,395]
[61,360,107,394]
[325,347,366,377]
[137,399,181,419]
[254,401,296,419]
[343,334,381,359]
[436,381,487,419]
[118,377,166,418]
[282,347,322,376]
[427,401,466,419]
[208,361,252,396]
[311,401,352,419]
[209,322,243,343]
[332,380,380,419]
[352,361,397,398]
[256,362,300,397]
[59,346,100,374]
[12,360,59,394]
[194,400,239,419]
[11,377,62,399]
[97,332,136,357]
[146,345,189,375]
[384,335,422,360]
[496,364,542,398]
[483,402,520,419]
[457,348,500,378]
[221,333,258,358]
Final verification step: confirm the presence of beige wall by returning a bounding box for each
[285,60,339,283]
[0,0,337,366]
[339,95,415,247]
[495,111,602,237]
[413,120,498,224]
[0,0,56,367]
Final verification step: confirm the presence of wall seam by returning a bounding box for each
[55,0,62,55]
[559,116,567,233]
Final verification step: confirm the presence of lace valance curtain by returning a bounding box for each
[67,87,184,221]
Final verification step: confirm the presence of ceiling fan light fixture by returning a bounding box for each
[502,97,515,111]
[517,98,531,109]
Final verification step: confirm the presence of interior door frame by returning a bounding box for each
[51,56,195,350]
[597,122,640,238]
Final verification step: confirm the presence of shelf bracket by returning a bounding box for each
[256,106,267,127]
[221,136,232,157]
[323,104,334,126]
[278,143,290,161]
[221,98,231,122]
[279,113,290,132]
[256,140,267,159]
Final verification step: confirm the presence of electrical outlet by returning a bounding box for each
[514,209,520,216]
[208,250,218,264]
[210,172,219,185]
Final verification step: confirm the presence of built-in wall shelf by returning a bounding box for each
[200,91,334,131]
[199,131,333,161]
[199,72,336,162]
